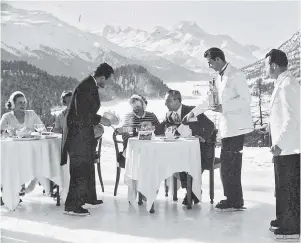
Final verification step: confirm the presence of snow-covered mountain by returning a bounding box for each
[96,21,261,72]
[1,3,203,82]
[242,30,300,84]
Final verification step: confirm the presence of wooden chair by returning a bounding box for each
[171,129,221,204]
[94,136,105,193]
[112,128,145,205]
[112,129,125,197]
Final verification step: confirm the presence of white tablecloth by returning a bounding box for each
[0,135,70,211]
[124,137,202,211]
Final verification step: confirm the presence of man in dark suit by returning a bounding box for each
[61,63,114,216]
[156,89,216,205]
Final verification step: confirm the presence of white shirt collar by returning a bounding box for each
[91,75,98,87]
[176,104,182,117]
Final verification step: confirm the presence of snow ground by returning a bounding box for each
[1,138,277,243]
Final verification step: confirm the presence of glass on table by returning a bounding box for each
[34,124,45,135]
[46,126,53,132]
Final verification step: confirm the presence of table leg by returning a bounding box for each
[173,175,178,201]
[187,173,192,209]
[149,203,155,213]
[56,186,60,206]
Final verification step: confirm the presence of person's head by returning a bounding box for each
[5,91,27,113]
[93,63,114,88]
[129,94,148,116]
[204,47,226,72]
[60,91,73,107]
[264,49,288,79]
[165,90,182,111]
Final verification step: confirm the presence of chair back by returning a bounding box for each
[95,136,102,164]
[112,129,126,168]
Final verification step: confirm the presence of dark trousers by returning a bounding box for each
[180,141,215,188]
[220,134,244,202]
[65,127,97,210]
[274,154,300,232]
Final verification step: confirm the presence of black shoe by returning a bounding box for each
[215,199,244,210]
[182,193,200,206]
[269,219,280,232]
[85,199,103,205]
[1,197,4,206]
[64,206,90,216]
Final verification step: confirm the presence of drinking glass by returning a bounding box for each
[34,124,45,135]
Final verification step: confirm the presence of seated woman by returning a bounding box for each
[122,94,160,153]
[0,91,44,133]
[0,91,49,197]
[53,91,73,133]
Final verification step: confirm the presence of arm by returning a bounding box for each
[0,114,9,133]
[274,83,299,150]
[122,113,133,150]
[222,73,252,113]
[189,97,209,117]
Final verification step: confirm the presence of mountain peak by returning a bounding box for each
[102,25,121,36]
[1,3,14,11]
[173,21,205,35]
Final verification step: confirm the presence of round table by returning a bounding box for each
[1,135,69,211]
[124,137,202,212]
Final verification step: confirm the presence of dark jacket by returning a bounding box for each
[61,76,102,165]
[156,104,216,141]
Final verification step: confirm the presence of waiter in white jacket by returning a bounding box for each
[185,47,253,210]
[260,49,300,238]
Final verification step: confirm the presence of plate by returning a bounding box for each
[12,135,42,141]
[44,135,58,139]
[162,137,179,142]
[182,136,197,140]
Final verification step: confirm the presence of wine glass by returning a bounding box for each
[34,124,45,135]
[47,126,53,133]
[6,125,16,137]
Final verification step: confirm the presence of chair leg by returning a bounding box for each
[138,192,143,205]
[164,179,168,197]
[187,173,192,209]
[114,167,121,196]
[173,175,178,201]
[50,181,54,196]
[149,203,155,213]
[96,163,105,192]
[210,168,214,204]
[56,185,60,206]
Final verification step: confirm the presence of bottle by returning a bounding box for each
[208,78,219,108]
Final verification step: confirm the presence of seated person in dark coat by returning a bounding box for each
[155,89,217,205]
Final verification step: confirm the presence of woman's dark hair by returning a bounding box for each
[94,62,114,79]
[204,47,226,62]
[5,93,25,110]
[265,49,288,67]
[60,91,73,105]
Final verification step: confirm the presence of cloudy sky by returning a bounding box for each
[7,0,301,49]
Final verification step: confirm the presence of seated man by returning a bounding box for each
[122,94,160,155]
[156,89,217,205]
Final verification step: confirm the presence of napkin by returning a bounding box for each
[177,124,192,138]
